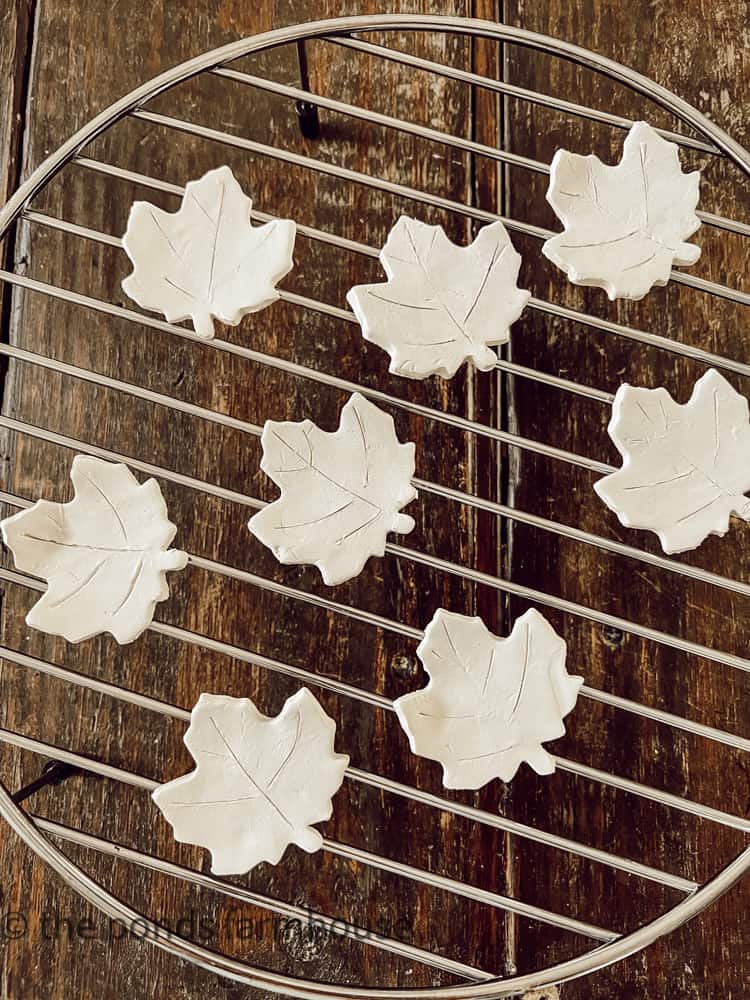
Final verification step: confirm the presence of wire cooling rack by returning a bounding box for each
[0,12,748,998]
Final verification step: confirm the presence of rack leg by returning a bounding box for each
[11,760,82,805]
[295,40,320,140]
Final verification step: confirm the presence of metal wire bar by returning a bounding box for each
[190,559,750,733]
[573,686,750,753]
[3,773,748,1000]
[343,768,699,891]
[3,414,750,677]
[0,728,615,942]
[127,108,749,308]
[209,63,750,242]
[322,839,616,940]
[0,427,256,510]
[493,357,614,404]
[0,624,724,892]
[210,66,556,174]
[526,296,750,378]
[0,268,614,476]
[1,508,746,831]
[2,476,749,824]
[553,759,750,831]
[136,107,550,237]
[0,345,262,436]
[411,478,750,601]
[386,543,750,674]
[10,213,750,601]
[554,757,745,831]
[0,400,750,712]
[326,36,721,158]
[46,156,750,380]
[1,697,747,844]
[33,814,492,982]
[5,338,750,607]
[0,643,192,719]
[22,205,617,406]
[0,632,696,892]
[0,518,744,763]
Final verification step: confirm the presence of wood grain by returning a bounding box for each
[0,2,746,999]
[0,2,503,997]
[502,2,750,996]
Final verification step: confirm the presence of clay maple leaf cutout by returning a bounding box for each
[542,121,701,300]
[249,393,417,585]
[595,369,750,553]
[152,688,349,875]
[347,216,530,379]
[394,608,582,789]
[0,455,187,643]
[122,165,296,338]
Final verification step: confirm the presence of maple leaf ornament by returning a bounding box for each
[595,369,750,553]
[347,216,530,379]
[249,393,417,585]
[0,455,187,643]
[122,165,296,338]
[394,608,582,789]
[542,121,701,300]
[153,688,349,874]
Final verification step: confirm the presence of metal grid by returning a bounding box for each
[0,13,747,998]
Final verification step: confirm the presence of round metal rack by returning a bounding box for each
[0,14,747,998]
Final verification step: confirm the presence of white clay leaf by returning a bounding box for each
[122,165,296,338]
[152,688,349,875]
[594,369,750,553]
[0,455,187,644]
[542,121,701,300]
[394,608,582,789]
[346,216,530,379]
[248,392,417,585]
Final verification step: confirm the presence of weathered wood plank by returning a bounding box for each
[0,0,35,446]
[0,2,508,998]
[0,1,33,208]
[503,2,750,996]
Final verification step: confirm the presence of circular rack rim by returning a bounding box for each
[0,12,748,999]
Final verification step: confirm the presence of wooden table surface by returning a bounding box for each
[0,2,748,998]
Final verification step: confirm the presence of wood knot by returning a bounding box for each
[601,625,625,648]
[276,911,330,963]
[390,652,419,678]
